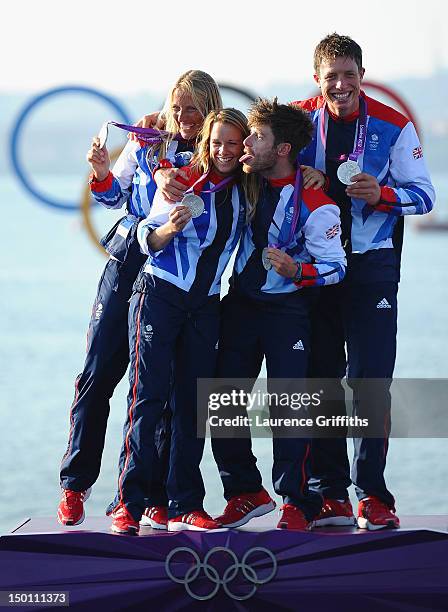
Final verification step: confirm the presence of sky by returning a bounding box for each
[3,0,448,96]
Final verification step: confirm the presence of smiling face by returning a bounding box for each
[240,124,278,175]
[314,56,365,118]
[171,89,203,140]
[209,121,244,176]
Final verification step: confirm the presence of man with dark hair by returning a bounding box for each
[246,97,315,162]
[212,98,347,530]
[313,33,363,74]
[294,33,435,530]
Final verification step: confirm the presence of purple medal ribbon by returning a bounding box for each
[348,97,367,163]
[269,165,303,249]
[319,96,368,163]
[180,170,235,220]
[107,121,181,144]
[186,171,235,196]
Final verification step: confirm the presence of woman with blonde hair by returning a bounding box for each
[107,108,257,534]
[57,70,222,527]
[191,108,258,218]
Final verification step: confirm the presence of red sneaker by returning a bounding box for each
[110,504,140,535]
[357,496,400,531]
[167,510,222,532]
[277,504,313,531]
[140,506,168,530]
[215,489,276,528]
[57,488,91,526]
[314,499,357,527]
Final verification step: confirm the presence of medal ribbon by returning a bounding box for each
[105,121,182,144]
[319,96,368,163]
[269,165,303,249]
[185,170,235,196]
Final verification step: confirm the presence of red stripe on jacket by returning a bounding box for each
[90,171,114,193]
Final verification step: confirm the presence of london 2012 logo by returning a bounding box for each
[165,546,277,601]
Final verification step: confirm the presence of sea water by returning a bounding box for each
[0,173,447,533]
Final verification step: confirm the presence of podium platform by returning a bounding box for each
[1,515,447,611]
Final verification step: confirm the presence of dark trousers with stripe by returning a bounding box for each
[211,291,322,521]
[59,253,169,502]
[107,278,220,521]
[308,280,398,507]
[60,257,138,492]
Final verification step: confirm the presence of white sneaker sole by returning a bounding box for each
[57,509,85,526]
[167,522,218,532]
[357,517,399,530]
[314,515,357,527]
[221,501,276,528]
[57,487,92,526]
[277,520,314,531]
[110,524,139,535]
[139,515,167,530]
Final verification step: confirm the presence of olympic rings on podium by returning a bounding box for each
[165,545,277,602]
[9,86,131,211]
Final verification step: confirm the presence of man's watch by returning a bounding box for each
[293,262,302,283]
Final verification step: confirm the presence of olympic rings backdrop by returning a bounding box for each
[9,81,420,256]
[10,86,132,211]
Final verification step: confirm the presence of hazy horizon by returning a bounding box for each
[3,0,448,95]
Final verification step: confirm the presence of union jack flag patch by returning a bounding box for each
[325,223,340,240]
[412,146,423,159]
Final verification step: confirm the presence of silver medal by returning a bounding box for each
[337,160,361,185]
[98,122,109,149]
[181,193,205,218]
[262,247,272,270]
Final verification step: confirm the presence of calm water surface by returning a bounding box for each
[1,175,447,533]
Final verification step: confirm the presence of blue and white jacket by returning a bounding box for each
[90,139,193,262]
[296,92,435,256]
[232,175,346,302]
[138,168,246,297]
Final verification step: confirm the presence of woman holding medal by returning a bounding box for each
[106,108,259,534]
[57,71,222,527]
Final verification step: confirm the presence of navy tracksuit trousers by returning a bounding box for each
[59,248,170,503]
[211,291,322,521]
[60,255,142,491]
[308,279,398,507]
[107,276,220,521]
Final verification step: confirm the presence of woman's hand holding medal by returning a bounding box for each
[345,172,381,206]
[167,205,192,233]
[147,205,192,252]
[86,136,110,182]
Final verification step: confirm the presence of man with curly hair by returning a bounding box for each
[212,98,346,530]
